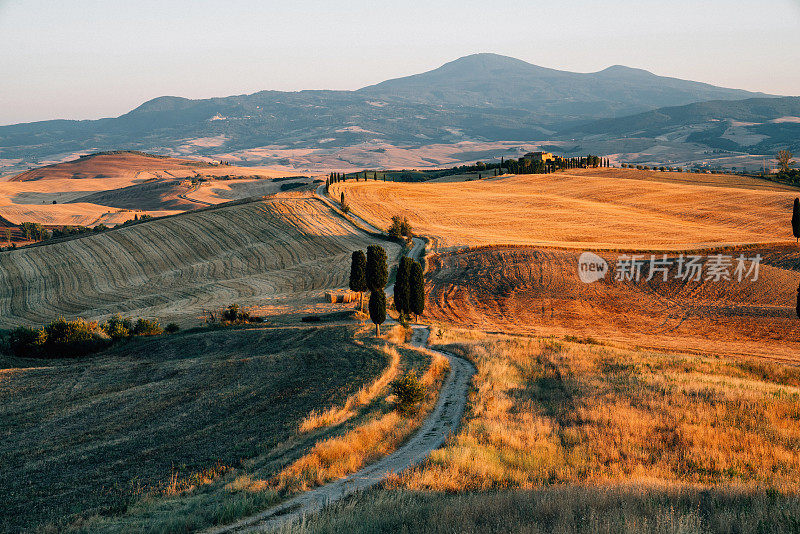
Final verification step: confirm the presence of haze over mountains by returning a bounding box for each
[0,53,795,172]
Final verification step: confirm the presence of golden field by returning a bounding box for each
[332,168,799,250]
[0,152,308,227]
[424,246,800,361]
[283,328,800,534]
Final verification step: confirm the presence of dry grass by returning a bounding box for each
[299,346,402,433]
[425,246,800,361]
[278,485,800,534]
[0,326,390,533]
[0,197,400,328]
[332,168,799,250]
[275,347,449,492]
[390,329,800,492]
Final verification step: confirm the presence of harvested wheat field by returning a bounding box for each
[0,197,399,328]
[332,169,800,250]
[0,152,308,226]
[0,326,394,533]
[425,246,800,361]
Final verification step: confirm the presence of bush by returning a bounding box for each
[390,372,426,414]
[5,317,108,358]
[222,304,251,323]
[101,314,133,340]
[165,322,180,334]
[388,215,413,240]
[6,326,43,358]
[133,318,163,336]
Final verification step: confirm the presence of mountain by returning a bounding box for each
[0,53,781,167]
[568,96,800,153]
[358,53,770,120]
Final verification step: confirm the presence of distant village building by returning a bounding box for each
[522,151,555,163]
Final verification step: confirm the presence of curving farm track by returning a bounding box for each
[204,326,475,534]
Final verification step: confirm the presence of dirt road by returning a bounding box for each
[204,326,474,534]
[204,185,474,533]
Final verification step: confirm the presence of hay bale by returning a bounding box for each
[324,291,358,304]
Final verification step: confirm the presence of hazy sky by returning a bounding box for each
[1,0,799,125]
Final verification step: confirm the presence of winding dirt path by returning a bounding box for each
[204,185,475,533]
[205,327,474,534]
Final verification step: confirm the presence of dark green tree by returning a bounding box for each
[341,191,345,206]
[349,250,368,309]
[797,283,800,319]
[369,289,386,335]
[394,257,413,316]
[410,260,425,319]
[793,198,800,243]
[366,244,388,291]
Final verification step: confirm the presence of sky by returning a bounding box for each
[1,0,799,125]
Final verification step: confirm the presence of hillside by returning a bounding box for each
[0,197,399,328]
[332,168,799,250]
[568,96,800,154]
[0,326,392,532]
[0,152,308,228]
[0,54,775,169]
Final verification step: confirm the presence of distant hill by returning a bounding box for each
[0,53,781,167]
[359,53,768,120]
[567,96,800,153]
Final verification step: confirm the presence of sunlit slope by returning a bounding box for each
[0,198,395,327]
[426,246,800,360]
[333,169,799,250]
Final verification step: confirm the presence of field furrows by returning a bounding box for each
[426,247,800,360]
[0,198,395,327]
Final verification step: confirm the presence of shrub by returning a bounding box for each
[5,317,109,358]
[133,318,163,336]
[222,304,251,323]
[165,323,180,334]
[390,372,426,414]
[388,216,412,240]
[6,326,43,357]
[101,314,133,340]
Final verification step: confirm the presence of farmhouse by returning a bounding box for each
[522,151,554,163]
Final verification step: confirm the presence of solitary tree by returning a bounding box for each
[394,257,413,317]
[778,150,795,173]
[366,245,388,291]
[341,191,345,206]
[410,260,425,320]
[793,198,800,243]
[369,289,386,335]
[349,250,367,310]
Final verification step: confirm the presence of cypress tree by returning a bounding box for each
[793,198,800,243]
[394,257,413,317]
[341,191,345,206]
[369,289,386,335]
[349,250,367,309]
[366,245,388,291]
[796,283,800,319]
[410,260,425,320]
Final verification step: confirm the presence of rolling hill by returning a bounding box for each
[0,196,399,328]
[568,96,800,154]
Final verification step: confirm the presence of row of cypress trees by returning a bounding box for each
[349,245,424,334]
[394,256,425,321]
